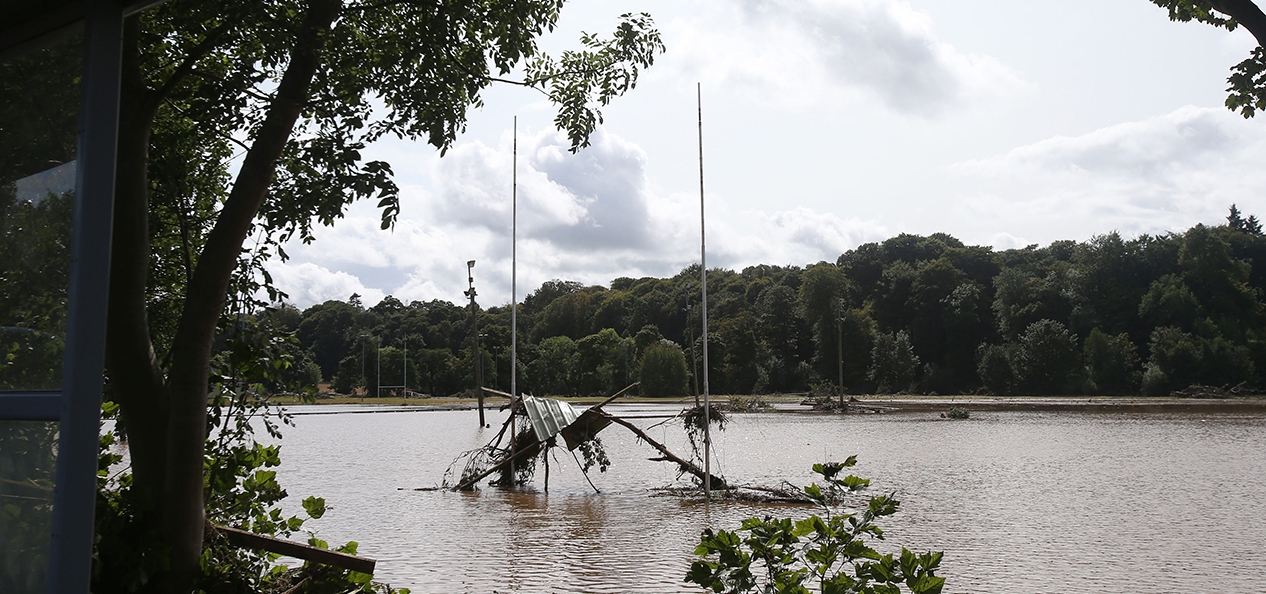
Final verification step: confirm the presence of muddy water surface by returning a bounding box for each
[273,404,1266,593]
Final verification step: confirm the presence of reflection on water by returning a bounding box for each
[273,405,1266,593]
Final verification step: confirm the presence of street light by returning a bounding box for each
[464,260,485,426]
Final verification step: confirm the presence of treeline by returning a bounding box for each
[266,206,1266,398]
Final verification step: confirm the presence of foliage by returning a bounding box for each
[1149,1,1266,116]
[1084,328,1142,395]
[686,458,944,594]
[1012,320,1081,395]
[0,421,57,593]
[640,340,689,397]
[576,436,612,474]
[975,343,1014,396]
[95,321,406,593]
[0,189,72,390]
[868,332,920,394]
[285,207,1266,398]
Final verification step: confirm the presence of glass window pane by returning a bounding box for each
[0,33,81,392]
[0,419,58,594]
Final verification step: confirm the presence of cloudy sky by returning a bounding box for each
[268,0,1266,308]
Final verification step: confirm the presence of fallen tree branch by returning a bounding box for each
[599,411,727,489]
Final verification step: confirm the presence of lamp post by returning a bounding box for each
[375,336,381,399]
[464,260,485,426]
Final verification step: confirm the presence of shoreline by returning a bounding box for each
[276,393,1266,414]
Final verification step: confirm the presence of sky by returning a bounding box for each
[266,0,1266,309]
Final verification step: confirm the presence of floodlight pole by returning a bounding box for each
[360,334,368,403]
[375,336,381,399]
[466,260,484,426]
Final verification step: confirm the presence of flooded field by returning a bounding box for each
[272,403,1266,593]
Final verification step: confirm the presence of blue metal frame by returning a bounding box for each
[47,4,123,592]
[0,1,138,592]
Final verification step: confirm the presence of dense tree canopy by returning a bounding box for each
[280,206,1266,402]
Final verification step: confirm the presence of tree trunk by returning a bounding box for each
[105,2,343,591]
[106,12,170,545]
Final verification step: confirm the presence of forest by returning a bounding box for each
[257,206,1266,399]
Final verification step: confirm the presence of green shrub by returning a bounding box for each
[686,458,945,594]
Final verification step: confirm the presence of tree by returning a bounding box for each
[1150,1,1266,116]
[102,2,664,590]
[868,331,920,394]
[1227,203,1263,234]
[1084,328,1142,395]
[976,343,1015,395]
[798,263,851,383]
[532,335,580,396]
[639,340,688,397]
[1012,319,1081,395]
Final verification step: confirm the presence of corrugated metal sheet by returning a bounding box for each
[521,396,579,442]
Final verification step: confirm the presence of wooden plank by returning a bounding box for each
[210,523,376,574]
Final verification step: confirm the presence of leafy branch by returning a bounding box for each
[686,459,945,594]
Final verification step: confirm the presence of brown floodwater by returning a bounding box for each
[272,403,1266,593]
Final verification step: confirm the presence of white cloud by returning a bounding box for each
[666,0,1021,116]
[988,232,1029,251]
[731,207,889,264]
[269,262,385,307]
[948,106,1266,242]
[267,126,896,309]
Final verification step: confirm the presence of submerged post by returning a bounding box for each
[697,82,711,500]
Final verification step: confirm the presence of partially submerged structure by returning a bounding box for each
[444,384,726,493]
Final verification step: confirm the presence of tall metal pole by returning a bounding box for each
[510,116,519,479]
[698,82,711,500]
[403,337,408,401]
[511,116,518,403]
[375,336,380,399]
[360,335,366,403]
[466,260,484,426]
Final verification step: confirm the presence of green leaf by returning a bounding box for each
[302,495,326,519]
